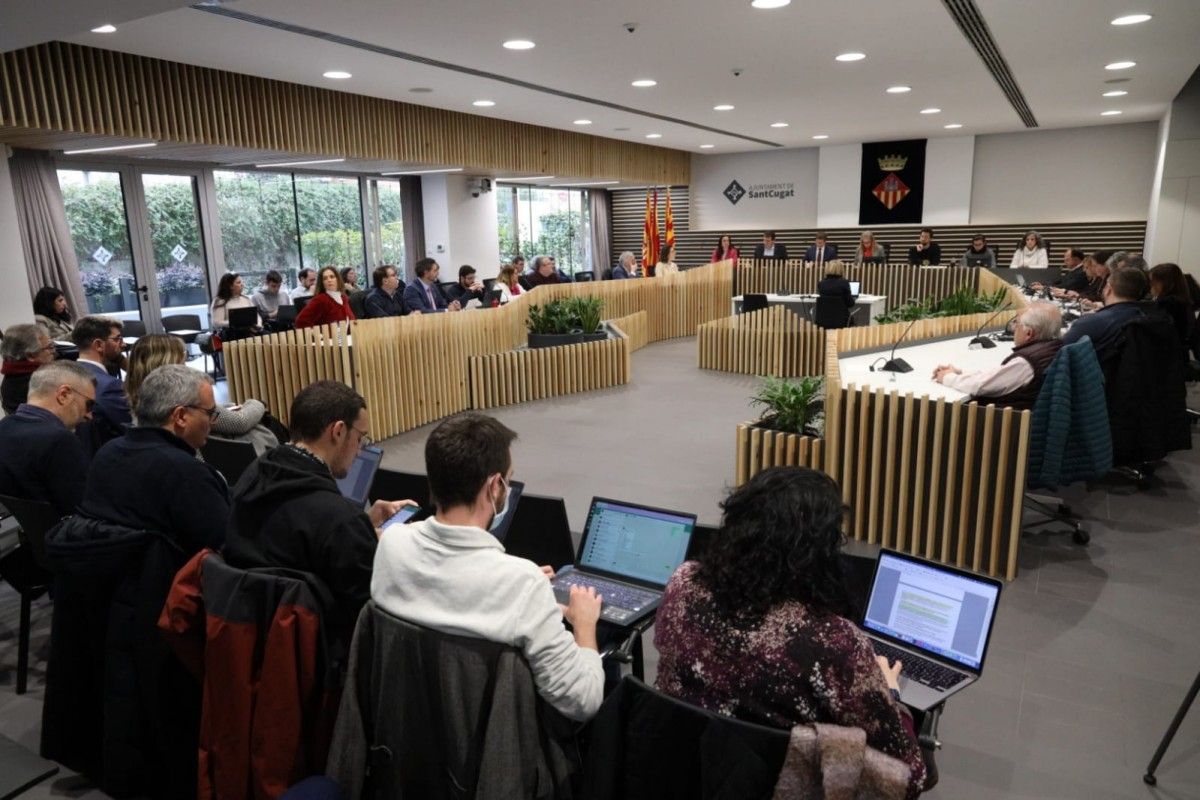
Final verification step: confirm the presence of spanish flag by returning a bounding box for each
[641,189,654,276]
[664,188,675,248]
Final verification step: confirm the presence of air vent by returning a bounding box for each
[941,0,1038,127]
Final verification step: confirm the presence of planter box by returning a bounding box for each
[162,287,209,307]
[527,330,609,349]
[86,294,123,314]
[734,421,825,486]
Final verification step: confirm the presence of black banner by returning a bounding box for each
[859,139,926,225]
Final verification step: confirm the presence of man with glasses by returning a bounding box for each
[0,360,96,515]
[223,380,415,655]
[71,315,132,455]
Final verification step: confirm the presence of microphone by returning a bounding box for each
[968,302,1013,349]
[879,317,920,373]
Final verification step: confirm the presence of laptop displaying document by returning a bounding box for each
[336,445,383,509]
[848,281,861,297]
[860,549,1002,711]
[551,497,696,627]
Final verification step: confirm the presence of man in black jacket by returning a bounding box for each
[445,265,487,306]
[223,381,412,654]
[752,231,788,260]
[0,360,94,515]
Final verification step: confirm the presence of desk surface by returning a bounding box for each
[839,332,1014,401]
[734,293,887,304]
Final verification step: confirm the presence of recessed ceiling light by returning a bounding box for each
[503,39,536,50]
[886,86,912,94]
[409,87,433,93]
[631,79,657,88]
[573,119,592,125]
[255,157,346,168]
[943,123,963,129]
[90,24,117,33]
[1101,110,1123,116]
[499,176,555,183]
[713,104,735,111]
[549,180,620,187]
[645,133,663,139]
[770,122,789,128]
[472,100,496,107]
[64,141,156,155]
[1111,13,1151,25]
[699,144,715,149]
[1105,78,1131,84]
[812,134,829,140]
[323,70,352,80]
[1106,61,1136,70]
[835,52,866,62]
[920,107,941,114]
[383,167,464,175]
[751,0,791,8]
[1103,90,1129,97]
[614,127,631,131]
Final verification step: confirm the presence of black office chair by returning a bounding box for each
[0,494,59,695]
[812,295,853,329]
[505,493,575,570]
[518,275,532,292]
[200,436,259,486]
[369,468,430,508]
[742,293,769,313]
[162,313,203,345]
[573,271,595,283]
[121,319,147,347]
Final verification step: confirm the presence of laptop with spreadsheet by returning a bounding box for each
[860,549,1002,711]
[336,445,383,510]
[550,497,696,627]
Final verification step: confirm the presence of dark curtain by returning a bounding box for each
[10,149,88,319]
[589,190,612,279]
[400,176,425,282]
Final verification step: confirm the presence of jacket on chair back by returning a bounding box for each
[1105,313,1191,465]
[1027,337,1112,490]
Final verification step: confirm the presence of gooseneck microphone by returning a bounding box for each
[879,317,920,373]
[968,302,1014,349]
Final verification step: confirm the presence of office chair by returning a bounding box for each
[573,271,595,282]
[742,293,769,313]
[0,494,58,694]
[121,319,147,347]
[812,295,853,329]
[200,436,259,486]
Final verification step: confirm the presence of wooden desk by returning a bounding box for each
[732,293,888,326]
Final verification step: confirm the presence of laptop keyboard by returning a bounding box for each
[871,639,966,691]
[553,572,660,624]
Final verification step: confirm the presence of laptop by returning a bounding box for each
[228,306,259,328]
[276,304,298,326]
[488,479,524,543]
[860,549,1002,711]
[336,445,383,509]
[551,497,696,627]
[964,252,992,267]
[848,280,861,297]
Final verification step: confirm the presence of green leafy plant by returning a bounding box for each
[571,296,604,334]
[750,376,825,435]
[874,285,1008,324]
[526,297,605,335]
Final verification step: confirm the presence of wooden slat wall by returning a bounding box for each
[610,187,1146,273]
[0,42,690,185]
[469,337,630,411]
[609,310,649,353]
[735,424,825,487]
[697,305,828,378]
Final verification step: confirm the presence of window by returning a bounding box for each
[213,170,301,292]
[57,169,141,318]
[294,174,366,287]
[367,178,405,279]
[141,173,211,313]
[501,187,591,274]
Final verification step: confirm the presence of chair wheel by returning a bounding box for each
[1143,773,1157,786]
[1073,529,1090,545]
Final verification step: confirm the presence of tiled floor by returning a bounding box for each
[1,336,1198,798]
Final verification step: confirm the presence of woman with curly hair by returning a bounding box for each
[654,467,926,797]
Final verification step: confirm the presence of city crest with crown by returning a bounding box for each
[877,154,908,172]
[873,154,910,209]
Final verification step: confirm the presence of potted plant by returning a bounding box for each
[157,263,208,306]
[526,297,609,349]
[81,268,121,313]
[750,375,825,437]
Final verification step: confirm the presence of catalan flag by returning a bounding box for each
[641,190,654,276]
[664,188,675,248]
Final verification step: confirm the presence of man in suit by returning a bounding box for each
[0,360,95,515]
[70,315,132,454]
[403,258,461,314]
[907,227,942,266]
[804,232,837,267]
[752,232,788,261]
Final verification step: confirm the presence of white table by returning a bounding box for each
[838,332,1014,401]
[731,293,888,326]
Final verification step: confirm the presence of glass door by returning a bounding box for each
[137,173,213,328]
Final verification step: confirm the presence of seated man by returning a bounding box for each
[962,234,996,268]
[933,303,1063,410]
[223,381,413,653]
[251,270,292,322]
[372,413,605,722]
[1063,267,1149,367]
[290,268,316,301]
[2,322,55,414]
[70,315,132,454]
[907,227,942,266]
[364,264,406,318]
[525,255,561,288]
[804,231,837,266]
[752,231,788,260]
[403,258,461,313]
[612,251,638,279]
[445,265,486,306]
[0,360,95,515]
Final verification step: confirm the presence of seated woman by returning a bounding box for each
[817,260,855,309]
[854,231,885,264]
[495,264,523,303]
[2,323,55,415]
[1149,262,1197,360]
[711,234,739,267]
[125,334,280,454]
[654,244,679,276]
[33,287,75,341]
[295,266,356,328]
[655,467,926,798]
[1010,230,1048,269]
[210,272,260,340]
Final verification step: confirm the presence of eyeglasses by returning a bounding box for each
[184,404,220,420]
[351,425,374,448]
[105,334,124,342]
[66,386,95,412]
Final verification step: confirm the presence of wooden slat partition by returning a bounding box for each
[735,424,825,486]
[469,336,630,411]
[609,311,649,353]
[697,305,827,377]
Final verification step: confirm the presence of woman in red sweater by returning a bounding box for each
[295,266,356,329]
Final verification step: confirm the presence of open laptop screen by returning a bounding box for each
[336,446,383,508]
[848,281,861,296]
[579,498,695,586]
[862,551,1000,671]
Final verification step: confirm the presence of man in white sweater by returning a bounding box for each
[372,413,605,722]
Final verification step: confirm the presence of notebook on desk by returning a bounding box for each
[550,497,695,627]
[860,549,1002,711]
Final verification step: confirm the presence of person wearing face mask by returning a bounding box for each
[222,381,415,658]
[372,412,606,722]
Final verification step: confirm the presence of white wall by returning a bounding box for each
[0,148,34,331]
[970,122,1158,224]
[923,136,975,225]
[421,174,502,279]
[690,148,819,231]
[816,144,859,227]
[1145,68,1200,272]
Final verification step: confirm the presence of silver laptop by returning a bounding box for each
[860,549,1002,711]
[551,497,696,627]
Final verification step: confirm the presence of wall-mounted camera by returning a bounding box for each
[468,177,493,197]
